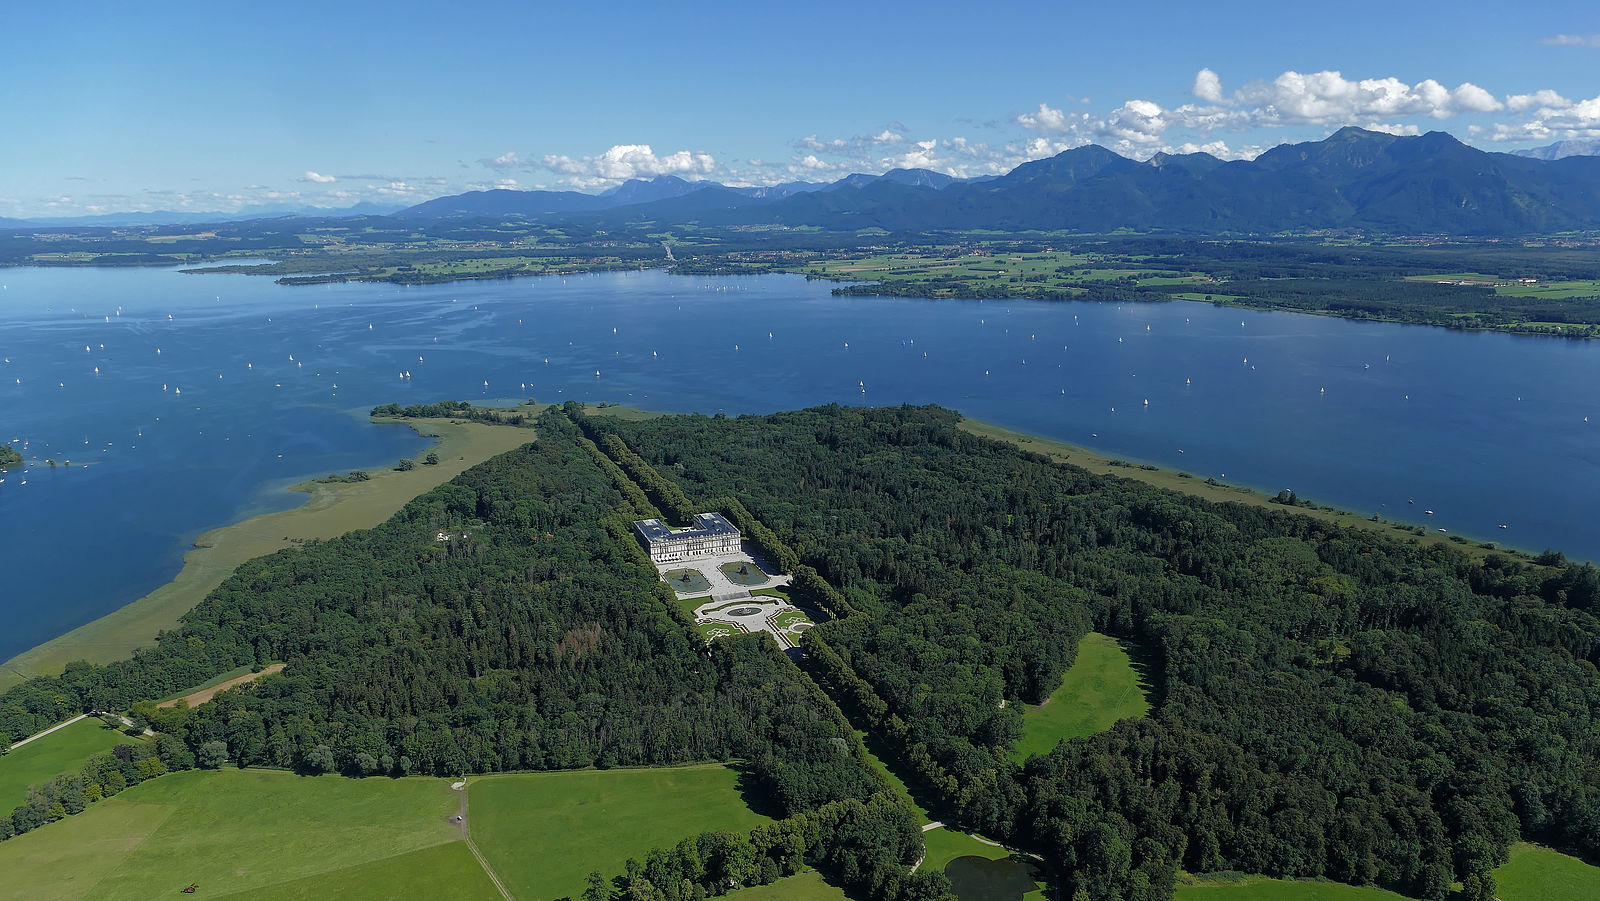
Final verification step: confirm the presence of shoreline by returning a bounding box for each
[957,417,1542,565]
[581,402,1543,564]
[0,416,535,692]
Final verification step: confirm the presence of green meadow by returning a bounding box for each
[0,718,143,811]
[1011,632,1151,761]
[0,768,465,901]
[468,764,775,901]
[1495,842,1600,901]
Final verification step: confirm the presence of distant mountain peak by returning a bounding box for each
[1511,138,1600,161]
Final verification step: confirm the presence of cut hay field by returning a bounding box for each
[0,768,473,901]
[1011,632,1150,761]
[1,718,144,811]
[1495,842,1600,901]
[468,764,774,901]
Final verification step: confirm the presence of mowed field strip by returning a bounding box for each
[1011,632,1151,762]
[157,663,284,709]
[468,764,775,901]
[0,768,468,901]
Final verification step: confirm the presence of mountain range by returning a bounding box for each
[1509,139,1600,161]
[0,201,405,229]
[393,128,1600,236]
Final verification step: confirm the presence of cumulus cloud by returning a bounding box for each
[482,151,524,169]
[1017,103,1074,133]
[301,171,337,183]
[1489,89,1600,141]
[1194,68,1224,103]
[541,144,717,187]
[1233,70,1504,124]
[1543,34,1600,47]
[1015,67,1549,159]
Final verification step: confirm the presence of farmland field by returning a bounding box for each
[0,768,464,901]
[468,764,774,901]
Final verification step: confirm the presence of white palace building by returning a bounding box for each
[633,513,742,564]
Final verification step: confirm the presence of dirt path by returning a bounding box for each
[7,713,87,751]
[159,663,285,708]
[454,780,514,901]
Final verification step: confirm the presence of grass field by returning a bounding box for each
[959,418,1541,566]
[0,417,534,690]
[1175,875,1416,900]
[209,842,499,901]
[1495,842,1600,901]
[1012,632,1151,761]
[468,764,773,901]
[0,768,466,901]
[1,718,142,810]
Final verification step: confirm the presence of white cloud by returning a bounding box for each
[1543,34,1600,47]
[301,171,337,183]
[1362,122,1422,136]
[1507,89,1570,113]
[1017,102,1075,133]
[541,144,717,187]
[482,151,524,169]
[1233,71,1504,124]
[1194,68,1224,103]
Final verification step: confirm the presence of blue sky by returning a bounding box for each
[3,0,1598,217]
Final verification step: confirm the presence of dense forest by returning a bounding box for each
[590,403,1600,901]
[6,402,1600,899]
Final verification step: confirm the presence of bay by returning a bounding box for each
[3,265,1598,662]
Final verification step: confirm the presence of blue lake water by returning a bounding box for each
[3,265,1599,662]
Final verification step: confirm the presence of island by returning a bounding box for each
[0,444,21,469]
[3,401,1598,901]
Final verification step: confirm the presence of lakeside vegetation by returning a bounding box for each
[956,417,1541,563]
[4,401,1600,900]
[0,444,20,468]
[7,212,1600,338]
[0,416,534,691]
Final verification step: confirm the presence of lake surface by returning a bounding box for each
[3,265,1599,662]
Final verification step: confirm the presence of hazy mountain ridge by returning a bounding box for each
[395,128,1600,235]
[1510,139,1600,161]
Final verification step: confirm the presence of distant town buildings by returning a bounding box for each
[634,513,741,564]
